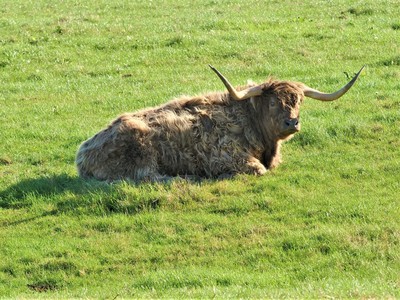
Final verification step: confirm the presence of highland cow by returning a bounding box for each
[76,65,363,181]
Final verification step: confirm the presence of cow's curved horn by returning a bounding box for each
[209,65,263,101]
[303,66,365,101]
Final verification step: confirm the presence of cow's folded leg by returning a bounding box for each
[245,157,268,175]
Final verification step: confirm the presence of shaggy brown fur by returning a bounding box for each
[76,79,305,181]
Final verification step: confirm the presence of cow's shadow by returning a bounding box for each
[0,174,110,205]
[0,173,227,227]
[0,174,115,225]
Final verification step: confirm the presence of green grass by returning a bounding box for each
[1,0,399,298]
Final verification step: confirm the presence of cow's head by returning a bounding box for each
[209,65,364,140]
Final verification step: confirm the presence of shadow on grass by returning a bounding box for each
[0,174,112,208]
[0,173,244,227]
[0,174,164,225]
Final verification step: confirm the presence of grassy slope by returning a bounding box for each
[1,0,399,298]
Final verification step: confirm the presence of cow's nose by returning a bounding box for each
[285,118,299,127]
[285,118,300,130]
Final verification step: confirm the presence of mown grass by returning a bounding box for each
[1,0,399,298]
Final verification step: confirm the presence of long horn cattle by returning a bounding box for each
[76,65,363,182]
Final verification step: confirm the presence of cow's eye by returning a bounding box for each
[270,100,276,107]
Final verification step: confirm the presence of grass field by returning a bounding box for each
[1,0,399,298]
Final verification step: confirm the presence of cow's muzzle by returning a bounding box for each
[284,118,300,133]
